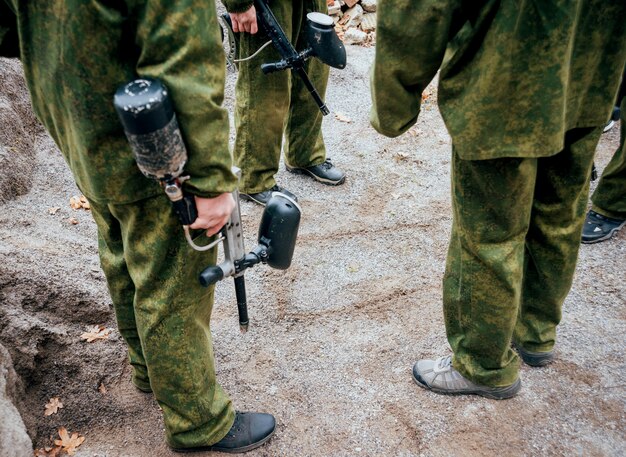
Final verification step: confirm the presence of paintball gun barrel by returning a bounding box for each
[222,0,346,115]
[114,77,301,332]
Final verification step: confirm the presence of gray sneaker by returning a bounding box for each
[412,356,521,400]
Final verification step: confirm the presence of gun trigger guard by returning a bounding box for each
[184,226,224,252]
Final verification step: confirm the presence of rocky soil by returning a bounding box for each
[1,42,625,457]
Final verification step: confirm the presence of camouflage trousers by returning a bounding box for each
[89,194,235,448]
[591,97,626,219]
[234,0,329,193]
[444,127,602,387]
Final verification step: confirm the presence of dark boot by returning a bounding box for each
[286,158,346,185]
[514,344,555,367]
[171,412,276,454]
[240,185,297,207]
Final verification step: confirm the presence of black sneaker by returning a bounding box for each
[286,158,346,185]
[513,344,554,367]
[240,185,297,207]
[581,210,626,244]
[171,412,276,454]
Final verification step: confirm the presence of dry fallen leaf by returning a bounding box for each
[393,151,410,162]
[48,207,61,215]
[98,382,107,394]
[54,427,85,456]
[79,195,90,210]
[70,195,90,211]
[34,446,62,457]
[80,325,111,343]
[69,196,82,210]
[68,217,79,225]
[44,397,63,416]
[335,112,352,123]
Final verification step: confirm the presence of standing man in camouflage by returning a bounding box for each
[1,0,275,452]
[371,0,626,399]
[224,0,346,206]
[582,74,626,243]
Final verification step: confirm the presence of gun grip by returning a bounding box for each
[172,193,198,226]
[261,61,287,74]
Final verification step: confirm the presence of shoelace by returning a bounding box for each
[320,159,334,170]
[434,355,453,373]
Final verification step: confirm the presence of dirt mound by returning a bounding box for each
[0,58,41,203]
[0,343,31,457]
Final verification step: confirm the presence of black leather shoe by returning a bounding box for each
[240,185,297,206]
[286,158,346,185]
[171,411,276,454]
[514,344,554,367]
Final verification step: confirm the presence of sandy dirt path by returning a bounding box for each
[1,44,624,457]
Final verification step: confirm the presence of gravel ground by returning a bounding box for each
[0,43,624,457]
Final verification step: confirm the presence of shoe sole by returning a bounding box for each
[581,220,626,244]
[171,426,276,454]
[603,120,615,133]
[286,165,346,186]
[239,193,268,207]
[412,368,521,400]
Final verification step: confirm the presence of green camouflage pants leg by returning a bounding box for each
[90,194,235,448]
[591,97,626,219]
[234,0,329,193]
[444,128,601,387]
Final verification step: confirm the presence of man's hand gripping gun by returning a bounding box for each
[223,0,347,115]
[114,78,301,332]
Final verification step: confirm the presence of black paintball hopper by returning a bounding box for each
[305,12,346,69]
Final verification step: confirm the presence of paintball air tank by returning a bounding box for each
[113,77,302,332]
[222,0,347,115]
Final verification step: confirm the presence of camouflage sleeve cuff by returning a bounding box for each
[222,0,254,13]
[184,167,238,199]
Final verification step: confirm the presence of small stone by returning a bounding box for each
[340,4,363,28]
[361,13,377,33]
[361,0,377,12]
[328,0,341,15]
[343,28,367,45]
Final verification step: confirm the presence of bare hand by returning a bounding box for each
[230,6,258,34]
[189,193,236,237]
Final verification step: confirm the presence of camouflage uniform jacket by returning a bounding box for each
[0,0,236,204]
[222,0,254,13]
[371,0,626,160]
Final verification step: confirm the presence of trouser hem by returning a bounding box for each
[591,204,626,220]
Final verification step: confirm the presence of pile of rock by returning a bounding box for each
[327,0,377,46]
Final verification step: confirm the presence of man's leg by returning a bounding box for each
[233,2,294,194]
[442,152,536,388]
[107,194,235,448]
[515,127,601,353]
[90,200,151,392]
[585,97,626,239]
[283,0,328,170]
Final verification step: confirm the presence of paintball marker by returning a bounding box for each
[114,77,302,332]
[222,0,347,115]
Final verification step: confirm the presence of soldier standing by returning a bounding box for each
[1,0,275,452]
[224,0,346,206]
[583,73,626,243]
[371,0,626,398]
